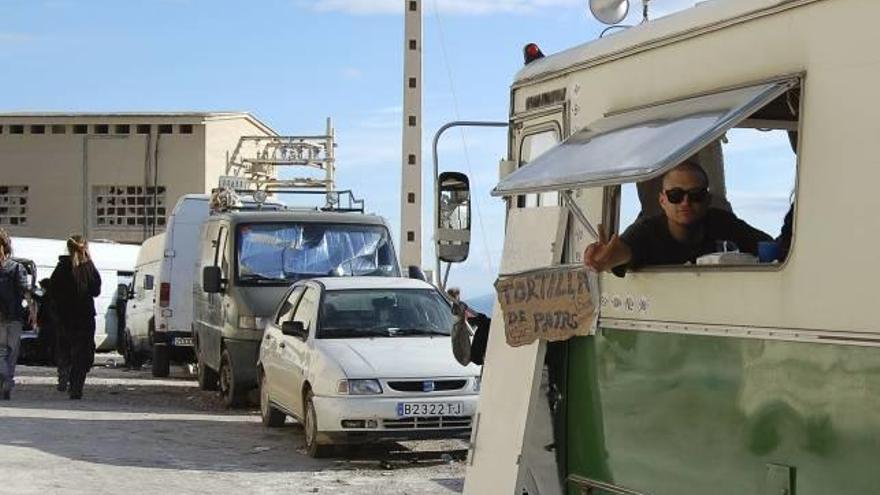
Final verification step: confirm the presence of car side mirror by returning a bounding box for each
[281,320,307,339]
[203,266,223,293]
[117,283,129,301]
[436,171,471,263]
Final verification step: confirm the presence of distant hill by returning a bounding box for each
[465,293,496,315]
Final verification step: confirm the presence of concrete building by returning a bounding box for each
[0,112,276,243]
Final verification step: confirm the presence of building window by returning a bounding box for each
[0,126,3,134]
[409,1,417,11]
[136,124,151,134]
[30,125,45,134]
[179,124,193,134]
[409,39,417,50]
[93,185,167,229]
[409,77,417,89]
[9,125,23,134]
[0,186,28,226]
[407,192,416,204]
[115,124,131,134]
[408,116,417,127]
[94,124,109,134]
[73,124,87,134]
[408,154,416,165]
[51,125,66,134]
[407,231,415,242]
[158,124,173,134]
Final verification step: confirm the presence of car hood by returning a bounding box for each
[316,337,479,379]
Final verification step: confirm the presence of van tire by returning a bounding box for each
[219,349,247,408]
[197,358,219,391]
[260,372,285,427]
[304,391,333,458]
[152,343,171,377]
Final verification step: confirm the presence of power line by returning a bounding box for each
[429,0,497,275]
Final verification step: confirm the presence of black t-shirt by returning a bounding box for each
[613,208,772,277]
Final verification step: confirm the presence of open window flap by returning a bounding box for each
[492,79,798,197]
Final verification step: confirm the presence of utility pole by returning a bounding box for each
[399,0,423,270]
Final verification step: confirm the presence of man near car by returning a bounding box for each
[584,161,772,275]
[0,229,31,400]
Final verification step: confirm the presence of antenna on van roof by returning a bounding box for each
[589,0,653,34]
[224,117,350,210]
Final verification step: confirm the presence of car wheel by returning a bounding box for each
[260,372,285,427]
[219,348,247,408]
[151,343,171,377]
[304,390,333,458]
[197,357,219,391]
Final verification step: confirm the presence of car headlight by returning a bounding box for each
[238,316,265,330]
[337,379,383,395]
[472,376,481,392]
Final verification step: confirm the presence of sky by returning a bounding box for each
[0,0,792,303]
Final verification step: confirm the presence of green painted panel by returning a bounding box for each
[566,328,880,495]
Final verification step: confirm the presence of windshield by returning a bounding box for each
[237,222,400,284]
[318,289,455,339]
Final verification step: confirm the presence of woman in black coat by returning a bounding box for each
[50,235,101,400]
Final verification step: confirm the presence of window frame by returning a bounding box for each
[601,79,804,274]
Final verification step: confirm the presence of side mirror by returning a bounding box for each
[203,266,223,294]
[281,320,307,339]
[436,171,471,263]
[408,265,427,281]
[117,283,129,301]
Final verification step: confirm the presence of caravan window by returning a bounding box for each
[518,128,560,208]
[617,87,800,270]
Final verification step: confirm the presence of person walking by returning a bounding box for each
[50,235,101,400]
[0,229,31,400]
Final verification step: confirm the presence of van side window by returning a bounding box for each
[214,226,229,276]
[518,129,560,208]
[276,287,305,325]
[292,287,320,335]
[143,274,154,290]
[616,86,800,270]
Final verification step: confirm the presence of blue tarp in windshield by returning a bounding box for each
[237,223,398,281]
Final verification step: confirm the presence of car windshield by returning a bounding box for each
[318,289,455,339]
[237,222,400,283]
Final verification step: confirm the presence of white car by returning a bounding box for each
[257,277,481,457]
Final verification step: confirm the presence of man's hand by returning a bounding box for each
[583,224,632,272]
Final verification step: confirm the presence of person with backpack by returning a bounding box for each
[0,229,32,400]
[50,235,101,400]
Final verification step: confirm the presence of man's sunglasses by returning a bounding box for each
[664,187,709,204]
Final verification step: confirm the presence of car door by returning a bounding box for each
[127,271,146,345]
[279,284,320,417]
[263,285,304,411]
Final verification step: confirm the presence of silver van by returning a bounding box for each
[193,209,402,407]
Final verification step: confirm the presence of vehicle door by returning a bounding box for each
[278,284,320,416]
[127,271,148,344]
[263,285,305,410]
[203,224,229,369]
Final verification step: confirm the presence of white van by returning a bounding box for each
[122,233,164,369]
[12,237,138,352]
[147,194,211,377]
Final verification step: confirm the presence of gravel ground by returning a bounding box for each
[0,355,467,495]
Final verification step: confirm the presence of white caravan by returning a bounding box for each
[123,233,164,369]
[12,237,138,351]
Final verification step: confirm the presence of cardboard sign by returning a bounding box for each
[494,265,596,347]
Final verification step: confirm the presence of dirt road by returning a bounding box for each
[0,356,467,495]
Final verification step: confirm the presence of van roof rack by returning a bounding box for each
[220,117,359,208]
[209,187,365,214]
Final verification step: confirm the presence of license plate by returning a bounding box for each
[396,402,463,417]
[173,337,193,347]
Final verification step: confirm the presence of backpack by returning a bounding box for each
[0,260,25,321]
